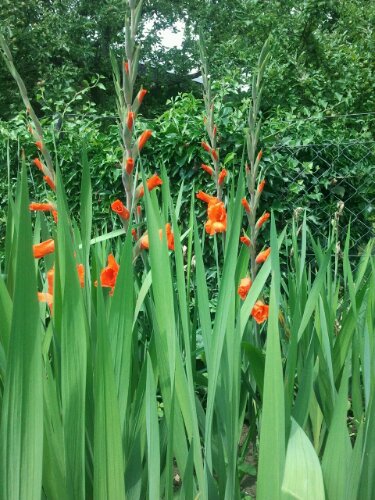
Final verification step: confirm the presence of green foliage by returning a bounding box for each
[1,163,375,497]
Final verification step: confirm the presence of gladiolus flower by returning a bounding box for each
[242,198,251,213]
[205,201,227,235]
[255,247,271,264]
[218,169,227,185]
[124,61,129,73]
[197,191,227,235]
[257,150,263,162]
[140,223,174,251]
[137,174,163,198]
[238,277,252,300]
[213,125,217,137]
[33,158,45,172]
[52,210,58,223]
[196,191,218,205]
[256,212,270,229]
[33,239,55,259]
[139,234,149,250]
[137,88,147,104]
[251,300,269,324]
[127,111,134,130]
[35,141,43,150]
[125,157,134,175]
[47,268,54,295]
[137,130,152,152]
[38,292,53,313]
[131,228,137,240]
[111,199,130,220]
[77,264,84,288]
[201,164,213,176]
[44,175,56,191]
[211,149,219,162]
[201,141,211,153]
[100,254,119,295]
[240,235,251,247]
[137,205,142,216]
[164,223,175,250]
[257,179,266,194]
[29,202,54,212]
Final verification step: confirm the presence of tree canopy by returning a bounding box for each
[0,0,374,119]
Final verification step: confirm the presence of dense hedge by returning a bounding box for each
[1,87,374,257]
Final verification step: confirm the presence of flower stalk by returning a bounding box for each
[199,32,224,201]
[244,37,271,282]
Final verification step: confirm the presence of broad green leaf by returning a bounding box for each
[0,163,43,500]
[257,214,285,500]
[297,247,332,340]
[282,419,325,500]
[55,167,87,500]
[93,288,125,500]
[322,363,352,500]
[146,354,160,500]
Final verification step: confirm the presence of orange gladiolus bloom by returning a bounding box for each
[38,266,55,313]
[196,191,227,235]
[44,175,56,191]
[124,61,129,74]
[137,88,147,104]
[52,210,58,223]
[201,164,213,176]
[240,235,251,247]
[131,228,137,240]
[137,205,142,216]
[137,130,152,152]
[138,174,163,198]
[205,201,227,235]
[251,300,269,324]
[33,239,55,259]
[165,223,175,250]
[140,223,174,251]
[33,158,45,172]
[201,141,211,153]
[47,268,54,295]
[35,141,43,150]
[111,199,130,220]
[38,292,54,313]
[257,150,263,162]
[256,212,270,229]
[77,264,85,288]
[125,157,134,175]
[127,111,134,130]
[139,234,149,250]
[257,179,266,194]
[196,191,218,205]
[255,247,271,264]
[211,149,219,162]
[242,198,251,213]
[29,202,54,212]
[100,254,119,295]
[238,277,252,300]
[218,169,227,185]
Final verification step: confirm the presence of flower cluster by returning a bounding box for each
[36,264,84,315]
[237,160,270,323]
[196,191,227,235]
[95,254,119,296]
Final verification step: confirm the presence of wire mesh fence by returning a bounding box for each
[267,137,375,270]
[1,109,374,271]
